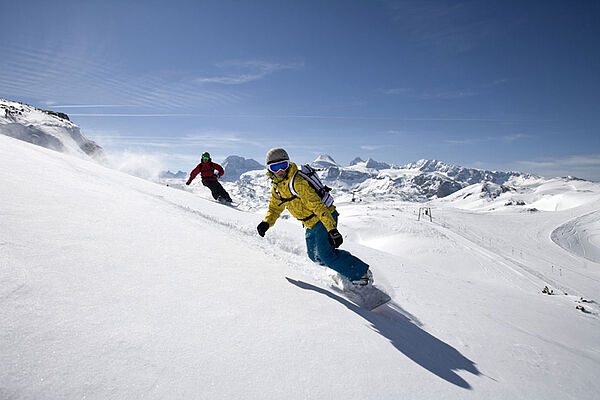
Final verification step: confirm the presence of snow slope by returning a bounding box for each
[552,210,600,264]
[1,134,599,399]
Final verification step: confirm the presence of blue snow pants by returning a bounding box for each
[305,210,369,281]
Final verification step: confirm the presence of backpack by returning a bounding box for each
[289,164,334,207]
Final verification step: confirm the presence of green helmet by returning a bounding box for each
[201,152,210,160]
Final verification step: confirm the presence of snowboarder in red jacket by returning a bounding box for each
[186,152,233,203]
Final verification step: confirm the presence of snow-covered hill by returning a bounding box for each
[552,210,600,264]
[0,98,105,162]
[431,176,600,212]
[2,134,599,399]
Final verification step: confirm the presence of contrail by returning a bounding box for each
[68,113,551,122]
[51,105,138,108]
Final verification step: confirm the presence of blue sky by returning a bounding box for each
[1,0,599,180]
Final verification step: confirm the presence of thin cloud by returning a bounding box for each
[51,104,139,108]
[445,133,534,145]
[445,138,476,145]
[360,145,387,151]
[515,155,600,181]
[92,130,265,150]
[196,60,304,85]
[421,90,477,100]
[382,88,411,95]
[181,131,266,148]
[518,155,600,169]
[399,78,509,102]
[0,43,245,109]
[501,133,533,142]
[483,78,511,88]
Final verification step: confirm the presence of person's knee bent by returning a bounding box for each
[316,244,337,265]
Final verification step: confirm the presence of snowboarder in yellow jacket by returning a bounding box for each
[256,148,371,286]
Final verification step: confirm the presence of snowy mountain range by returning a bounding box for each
[166,152,544,207]
[159,170,188,180]
[188,154,543,210]
[0,98,105,162]
[0,97,588,211]
[309,156,536,201]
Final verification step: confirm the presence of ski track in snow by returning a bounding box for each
[443,208,599,286]
[434,218,578,295]
[133,187,399,312]
[138,189,338,289]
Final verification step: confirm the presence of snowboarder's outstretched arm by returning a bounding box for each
[258,188,286,235]
[186,164,201,185]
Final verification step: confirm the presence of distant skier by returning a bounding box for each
[256,148,372,287]
[186,152,233,203]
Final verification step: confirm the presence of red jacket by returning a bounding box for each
[187,160,224,184]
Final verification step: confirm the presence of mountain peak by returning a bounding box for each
[364,158,391,170]
[221,155,263,181]
[349,157,365,166]
[312,154,339,168]
[409,159,447,171]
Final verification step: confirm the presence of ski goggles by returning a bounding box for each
[267,160,289,173]
[202,155,210,161]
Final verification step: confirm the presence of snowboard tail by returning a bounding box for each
[330,274,391,311]
[351,286,391,310]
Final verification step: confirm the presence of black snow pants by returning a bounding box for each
[203,179,232,202]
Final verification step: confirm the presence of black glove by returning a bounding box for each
[185,182,191,186]
[328,229,343,248]
[257,221,270,237]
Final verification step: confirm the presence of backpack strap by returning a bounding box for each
[288,171,300,198]
[286,172,315,222]
[274,166,333,211]
[298,213,316,222]
[274,185,296,207]
[291,165,334,207]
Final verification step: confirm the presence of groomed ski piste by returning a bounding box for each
[1,134,599,399]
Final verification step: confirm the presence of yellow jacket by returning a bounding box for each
[263,162,337,231]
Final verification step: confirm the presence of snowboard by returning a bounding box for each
[215,198,239,207]
[330,274,391,311]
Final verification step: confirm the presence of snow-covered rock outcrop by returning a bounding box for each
[0,98,105,162]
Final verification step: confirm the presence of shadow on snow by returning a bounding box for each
[286,278,481,389]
